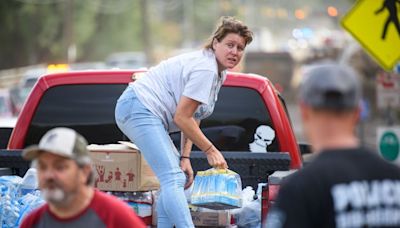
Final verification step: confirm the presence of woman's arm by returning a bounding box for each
[180,120,199,157]
[174,96,228,169]
[180,127,197,189]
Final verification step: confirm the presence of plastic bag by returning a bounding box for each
[110,191,153,218]
[231,186,262,228]
[191,168,242,210]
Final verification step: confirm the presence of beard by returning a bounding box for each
[41,179,75,207]
[42,188,65,205]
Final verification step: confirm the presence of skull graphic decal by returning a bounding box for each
[249,125,275,152]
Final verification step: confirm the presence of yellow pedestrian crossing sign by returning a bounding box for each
[341,0,400,71]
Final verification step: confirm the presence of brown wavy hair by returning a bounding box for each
[204,16,253,50]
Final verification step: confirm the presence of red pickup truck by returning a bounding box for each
[1,69,304,225]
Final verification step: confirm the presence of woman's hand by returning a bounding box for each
[180,158,194,189]
[205,146,228,169]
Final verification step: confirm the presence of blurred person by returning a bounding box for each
[20,127,145,228]
[265,64,400,228]
[115,16,253,227]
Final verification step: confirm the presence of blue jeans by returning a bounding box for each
[115,87,194,228]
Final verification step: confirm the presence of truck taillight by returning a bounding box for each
[261,184,269,224]
[262,170,298,225]
[268,184,280,202]
[261,183,281,225]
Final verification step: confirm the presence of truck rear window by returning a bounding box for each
[171,87,279,152]
[25,84,279,152]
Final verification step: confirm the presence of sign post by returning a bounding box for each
[341,0,400,71]
[376,71,400,110]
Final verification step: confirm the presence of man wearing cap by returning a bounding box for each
[265,63,400,228]
[20,127,145,228]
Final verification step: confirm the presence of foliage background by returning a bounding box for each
[0,0,354,69]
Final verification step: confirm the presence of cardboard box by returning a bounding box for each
[191,211,231,227]
[152,209,231,227]
[151,194,231,227]
[88,143,159,192]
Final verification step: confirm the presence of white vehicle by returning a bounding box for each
[0,89,15,118]
[105,52,147,69]
[0,88,17,148]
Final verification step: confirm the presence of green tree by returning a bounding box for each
[77,0,143,61]
[0,0,143,69]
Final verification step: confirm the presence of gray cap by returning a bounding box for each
[299,63,361,110]
[23,127,91,164]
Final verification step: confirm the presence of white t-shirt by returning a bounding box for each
[129,49,226,133]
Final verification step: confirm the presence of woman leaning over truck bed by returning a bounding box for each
[115,16,253,228]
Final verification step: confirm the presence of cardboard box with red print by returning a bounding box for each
[88,142,159,192]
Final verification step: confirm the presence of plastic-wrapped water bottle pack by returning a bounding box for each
[0,168,45,228]
[191,168,242,210]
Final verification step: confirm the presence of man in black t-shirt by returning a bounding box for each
[265,63,400,228]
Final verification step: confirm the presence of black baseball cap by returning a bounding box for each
[299,63,361,110]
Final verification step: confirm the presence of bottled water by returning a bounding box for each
[184,183,193,203]
[191,171,204,204]
[2,193,20,228]
[16,191,45,226]
[0,175,22,227]
[191,168,242,209]
[0,173,44,227]
[19,168,38,196]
